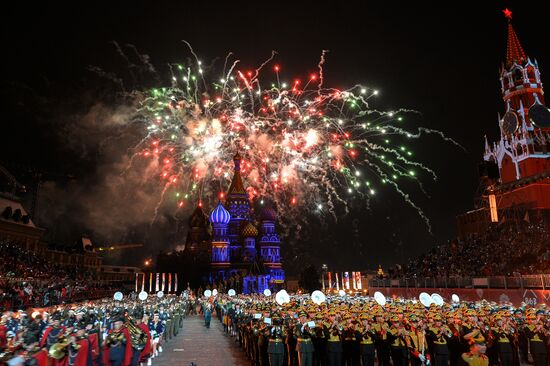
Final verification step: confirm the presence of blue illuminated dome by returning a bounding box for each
[209,202,231,225]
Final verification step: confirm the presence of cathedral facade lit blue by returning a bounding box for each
[185,152,285,294]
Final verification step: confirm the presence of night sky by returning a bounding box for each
[1,1,545,272]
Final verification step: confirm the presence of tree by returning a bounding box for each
[298,264,321,293]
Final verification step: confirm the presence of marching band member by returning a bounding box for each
[102,313,132,366]
[147,312,164,359]
[358,313,376,366]
[326,311,343,366]
[294,310,314,366]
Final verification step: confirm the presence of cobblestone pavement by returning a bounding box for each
[151,314,249,366]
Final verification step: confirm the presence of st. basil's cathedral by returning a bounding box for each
[182,152,285,294]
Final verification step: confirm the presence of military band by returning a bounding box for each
[0,295,187,366]
[215,295,550,366]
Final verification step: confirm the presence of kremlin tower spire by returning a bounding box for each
[504,9,526,67]
[475,7,550,227]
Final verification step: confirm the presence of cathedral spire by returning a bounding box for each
[504,9,526,67]
[228,152,246,195]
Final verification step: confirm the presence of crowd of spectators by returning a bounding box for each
[0,241,116,311]
[388,220,550,279]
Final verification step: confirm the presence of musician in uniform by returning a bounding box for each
[406,314,429,366]
[358,313,376,366]
[39,311,67,366]
[103,313,132,366]
[491,313,516,366]
[85,313,101,366]
[134,309,152,366]
[267,314,285,366]
[388,315,408,366]
[461,331,488,366]
[426,314,452,366]
[148,311,164,358]
[523,311,547,366]
[294,310,314,366]
[326,311,342,366]
[372,309,391,366]
[311,312,327,366]
[285,314,297,366]
[67,319,92,366]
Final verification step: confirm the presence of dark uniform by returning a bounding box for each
[523,322,547,366]
[388,319,408,366]
[326,319,343,366]
[357,319,376,366]
[294,312,314,366]
[427,320,452,366]
[267,315,286,366]
[372,318,391,366]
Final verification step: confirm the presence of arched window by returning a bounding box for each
[513,67,524,83]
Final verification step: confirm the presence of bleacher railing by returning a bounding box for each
[369,274,550,290]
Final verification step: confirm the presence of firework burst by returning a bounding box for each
[126,48,456,230]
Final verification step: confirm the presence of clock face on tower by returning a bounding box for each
[501,111,519,135]
[529,103,550,128]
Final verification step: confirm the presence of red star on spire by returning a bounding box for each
[503,8,512,20]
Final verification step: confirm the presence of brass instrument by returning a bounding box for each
[48,331,77,360]
[124,314,147,351]
[105,329,126,346]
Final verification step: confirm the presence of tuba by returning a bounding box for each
[125,313,147,351]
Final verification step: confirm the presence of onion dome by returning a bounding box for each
[209,202,231,225]
[259,206,277,222]
[241,221,259,237]
[188,205,208,227]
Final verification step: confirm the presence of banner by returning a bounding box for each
[328,272,332,289]
[355,272,362,290]
[168,273,172,293]
[352,272,357,290]
[161,273,166,292]
[175,273,178,293]
[344,272,350,290]
[155,273,160,292]
[135,273,138,292]
[141,273,145,292]
[368,287,550,306]
[149,273,153,293]
[336,272,340,291]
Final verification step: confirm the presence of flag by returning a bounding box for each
[161,273,166,292]
[135,273,138,292]
[168,273,172,293]
[352,271,357,290]
[141,273,145,292]
[155,273,159,292]
[356,271,362,290]
[149,273,153,293]
[336,272,340,291]
[175,273,178,292]
[328,272,332,289]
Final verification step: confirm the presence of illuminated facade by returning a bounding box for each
[458,9,550,238]
[184,153,285,294]
[482,10,550,205]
